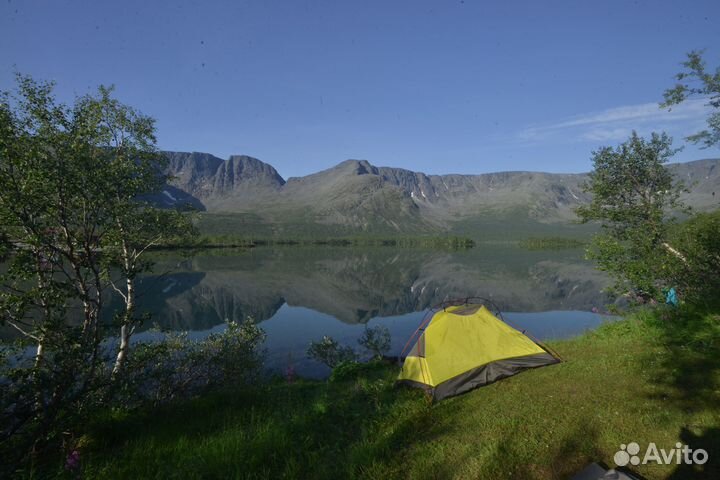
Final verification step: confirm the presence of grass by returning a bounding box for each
[74,305,720,479]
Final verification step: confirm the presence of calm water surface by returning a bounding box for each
[124,245,616,377]
[1,245,617,377]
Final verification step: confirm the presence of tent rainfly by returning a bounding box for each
[397,301,561,401]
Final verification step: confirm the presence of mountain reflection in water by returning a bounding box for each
[124,245,615,377]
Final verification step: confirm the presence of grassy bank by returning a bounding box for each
[74,306,719,479]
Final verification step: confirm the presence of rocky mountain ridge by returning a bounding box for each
[159,152,720,233]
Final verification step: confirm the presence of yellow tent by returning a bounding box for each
[397,303,560,401]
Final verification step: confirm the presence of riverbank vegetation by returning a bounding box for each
[173,234,475,250]
[518,236,586,250]
[65,304,720,479]
[0,76,216,474]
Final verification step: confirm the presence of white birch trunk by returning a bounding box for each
[112,274,134,375]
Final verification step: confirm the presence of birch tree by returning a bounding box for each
[0,75,194,460]
[662,50,720,149]
[576,131,686,300]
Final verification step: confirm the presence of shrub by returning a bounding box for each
[358,325,391,359]
[665,210,720,302]
[0,319,266,475]
[307,336,358,368]
[113,320,266,408]
[329,360,363,382]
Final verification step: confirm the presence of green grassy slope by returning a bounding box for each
[194,209,440,240]
[79,305,720,479]
[193,208,600,243]
[448,208,599,241]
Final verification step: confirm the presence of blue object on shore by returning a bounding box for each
[665,287,678,307]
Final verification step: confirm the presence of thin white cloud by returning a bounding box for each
[579,127,634,142]
[518,97,712,144]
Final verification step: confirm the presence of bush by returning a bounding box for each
[329,359,388,383]
[308,326,391,374]
[0,320,266,475]
[329,360,363,382]
[665,211,720,301]
[358,325,391,359]
[113,320,266,407]
[307,336,358,368]
[0,333,111,476]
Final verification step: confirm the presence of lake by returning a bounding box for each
[119,244,616,377]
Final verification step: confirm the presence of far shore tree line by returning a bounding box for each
[0,50,718,473]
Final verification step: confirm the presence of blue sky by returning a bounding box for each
[1,0,718,178]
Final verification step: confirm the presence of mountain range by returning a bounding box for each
[158,152,720,236]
